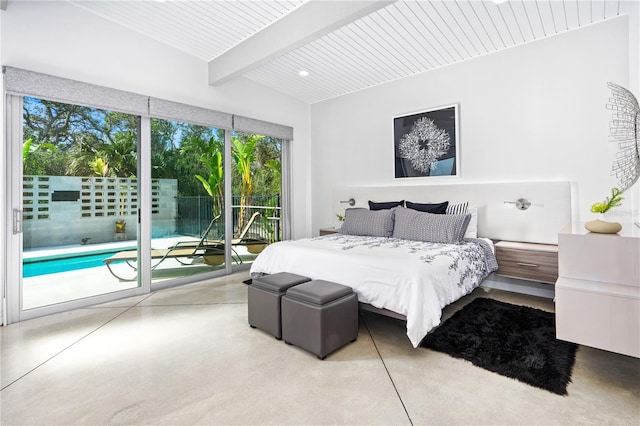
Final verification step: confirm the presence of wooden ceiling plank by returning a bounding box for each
[208,0,394,86]
[396,1,452,65]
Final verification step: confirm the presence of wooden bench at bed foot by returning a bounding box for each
[281,280,358,360]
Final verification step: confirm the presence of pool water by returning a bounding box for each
[23,248,134,278]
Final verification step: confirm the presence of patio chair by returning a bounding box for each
[229,211,269,254]
[103,216,226,281]
[103,212,267,281]
[170,211,268,254]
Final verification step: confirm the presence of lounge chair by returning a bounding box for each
[103,216,225,281]
[230,211,269,254]
[103,212,267,281]
[169,211,267,255]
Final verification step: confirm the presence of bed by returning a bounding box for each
[251,233,497,347]
[250,181,571,348]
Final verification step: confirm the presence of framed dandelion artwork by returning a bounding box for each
[393,104,459,178]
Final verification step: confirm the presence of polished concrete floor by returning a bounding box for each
[1,272,639,425]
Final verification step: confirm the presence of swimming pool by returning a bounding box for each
[23,248,135,278]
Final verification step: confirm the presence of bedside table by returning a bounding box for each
[555,223,640,358]
[319,227,338,236]
[494,241,558,284]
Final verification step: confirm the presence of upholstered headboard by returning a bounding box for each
[333,181,571,244]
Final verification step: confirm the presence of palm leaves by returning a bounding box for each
[233,133,263,233]
[89,157,109,177]
[182,136,225,217]
[22,138,56,173]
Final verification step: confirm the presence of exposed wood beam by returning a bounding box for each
[208,0,394,86]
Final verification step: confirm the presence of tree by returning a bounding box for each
[21,97,285,241]
[181,135,225,216]
[232,133,262,232]
[22,138,57,174]
[23,97,139,178]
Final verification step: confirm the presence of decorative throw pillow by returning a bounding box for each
[339,207,395,237]
[393,207,471,244]
[445,202,478,238]
[368,200,404,210]
[446,202,469,215]
[405,201,449,214]
[463,207,478,239]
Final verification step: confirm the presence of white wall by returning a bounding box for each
[630,1,640,96]
[628,1,640,225]
[0,0,312,239]
[0,6,5,324]
[310,16,634,233]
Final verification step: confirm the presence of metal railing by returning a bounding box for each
[175,195,281,243]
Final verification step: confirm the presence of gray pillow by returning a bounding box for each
[339,207,395,237]
[393,207,471,244]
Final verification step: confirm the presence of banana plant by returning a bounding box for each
[232,133,262,233]
[182,136,225,217]
[195,150,224,217]
[89,157,109,177]
[22,138,56,173]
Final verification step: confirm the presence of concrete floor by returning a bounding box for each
[1,272,639,425]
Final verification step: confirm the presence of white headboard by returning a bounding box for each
[333,181,571,244]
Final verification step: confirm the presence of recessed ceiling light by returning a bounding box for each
[298,70,310,77]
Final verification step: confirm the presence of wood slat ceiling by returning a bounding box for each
[70,0,306,61]
[69,0,631,104]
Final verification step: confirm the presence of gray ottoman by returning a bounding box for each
[248,272,311,339]
[281,280,358,359]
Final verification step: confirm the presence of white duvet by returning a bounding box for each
[250,234,498,347]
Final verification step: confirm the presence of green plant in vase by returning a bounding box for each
[585,187,624,234]
[590,187,624,214]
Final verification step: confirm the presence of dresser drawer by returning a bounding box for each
[495,242,558,284]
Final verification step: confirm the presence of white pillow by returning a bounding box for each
[464,207,478,239]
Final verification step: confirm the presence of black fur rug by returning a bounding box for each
[421,297,578,395]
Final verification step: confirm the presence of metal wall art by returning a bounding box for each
[606,82,640,192]
[393,104,458,179]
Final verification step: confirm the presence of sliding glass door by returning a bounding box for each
[3,67,292,324]
[230,132,283,266]
[148,118,229,284]
[18,96,141,311]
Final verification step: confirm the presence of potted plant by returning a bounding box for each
[585,187,624,234]
[114,219,127,240]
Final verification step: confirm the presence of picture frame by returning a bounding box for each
[393,104,459,179]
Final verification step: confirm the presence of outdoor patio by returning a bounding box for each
[22,237,257,310]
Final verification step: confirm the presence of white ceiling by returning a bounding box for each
[69,0,632,104]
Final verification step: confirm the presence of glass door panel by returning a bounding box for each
[21,97,140,310]
[231,132,282,267]
[150,119,228,284]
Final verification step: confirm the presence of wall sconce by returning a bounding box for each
[504,198,531,210]
[340,198,356,207]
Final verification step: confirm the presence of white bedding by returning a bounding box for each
[250,234,498,347]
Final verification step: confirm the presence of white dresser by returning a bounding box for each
[555,223,640,358]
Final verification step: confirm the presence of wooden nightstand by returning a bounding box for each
[319,227,338,236]
[494,241,558,284]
